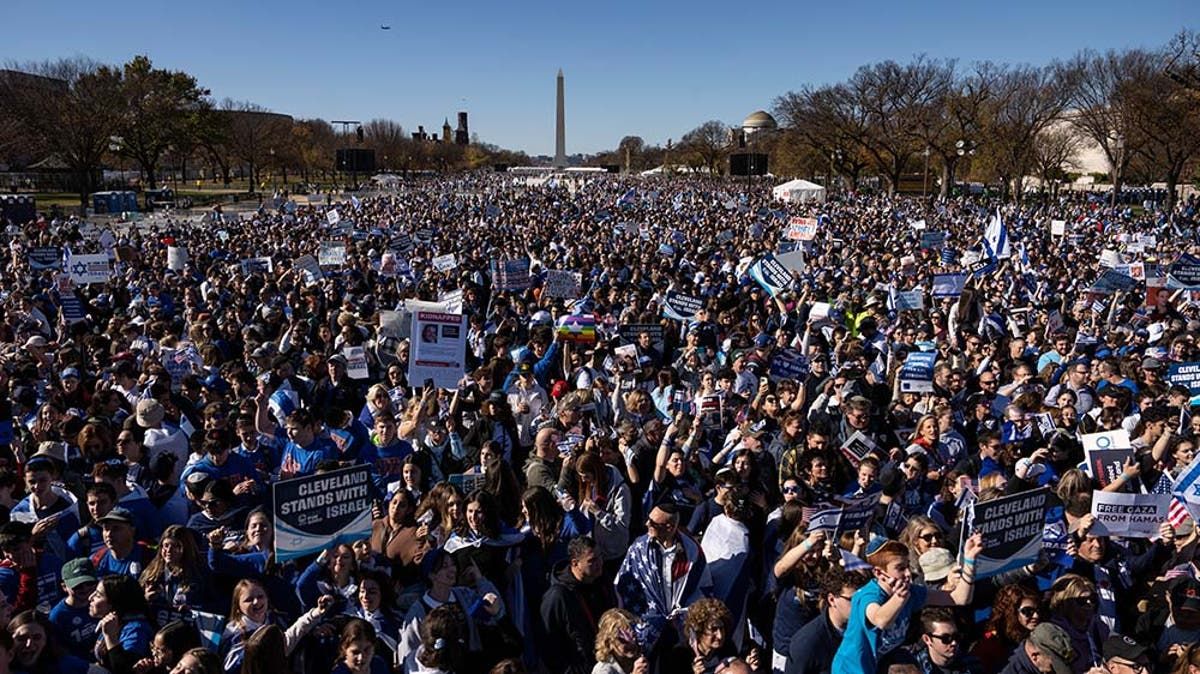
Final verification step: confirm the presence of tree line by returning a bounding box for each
[588,30,1200,209]
[0,56,531,207]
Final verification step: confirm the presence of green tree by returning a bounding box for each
[112,55,211,189]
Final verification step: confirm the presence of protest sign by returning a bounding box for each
[1099,250,1122,268]
[438,289,463,314]
[167,246,188,272]
[294,255,323,285]
[1085,448,1136,487]
[60,296,85,324]
[240,257,273,275]
[378,310,404,339]
[1091,492,1171,538]
[408,311,467,389]
[776,249,805,275]
[931,273,966,298]
[66,253,111,285]
[318,241,346,267]
[492,259,531,291]
[390,233,414,255]
[326,208,341,225]
[768,348,809,383]
[748,253,792,297]
[432,254,458,272]
[556,314,597,344]
[27,246,61,270]
[1167,362,1200,403]
[1114,262,1145,281]
[449,473,487,494]
[962,488,1048,579]
[1050,220,1066,236]
[837,492,881,535]
[1091,269,1137,294]
[617,323,665,347]
[344,346,369,380]
[1168,254,1200,289]
[786,216,819,241]
[909,219,927,231]
[1082,429,1132,452]
[898,351,936,393]
[544,270,581,299]
[840,431,878,467]
[662,291,704,321]
[919,231,946,250]
[273,465,373,562]
[893,290,924,311]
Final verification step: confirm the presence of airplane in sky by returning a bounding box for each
[380,25,391,30]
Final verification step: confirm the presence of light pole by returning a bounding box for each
[1112,133,1125,207]
[922,147,931,198]
[955,139,976,195]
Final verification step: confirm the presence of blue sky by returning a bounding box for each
[3,0,1194,155]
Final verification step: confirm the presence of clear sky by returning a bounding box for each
[3,0,1194,156]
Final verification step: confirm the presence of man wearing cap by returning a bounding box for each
[1091,635,1152,674]
[91,507,152,579]
[1000,622,1076,674]
[135,399,189,484]
[48,557,100,659]
[507,361,549,452]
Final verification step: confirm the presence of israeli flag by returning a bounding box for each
[616,188,637,207]
[984,212,1011,259]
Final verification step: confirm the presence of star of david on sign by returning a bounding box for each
[71,262,88,276]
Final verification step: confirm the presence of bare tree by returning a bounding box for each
[984,64,1073,202]
[1063,48,1155,205]
[679,121,730,175]
[220,99,291,192]
[0,58,122,208]
[1032,126,1082,197]
[1128,55,1200,211]
[362,118,406,170]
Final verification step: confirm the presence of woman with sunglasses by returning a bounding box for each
[899,516,944,580]
[1048,574,1107,673]
[971,584,1042,674]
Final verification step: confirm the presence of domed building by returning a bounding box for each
[742,110,778,136]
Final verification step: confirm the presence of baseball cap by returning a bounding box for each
[61,558,99,589]
[1142,356,1162,370]
[60,367,81,380]
[135,399,165,428]
[1028,623,1075,674]
[1169,576,1200,613]
[918,548,956,583]
[1102,635,1149,664]
[517,361,533,376]
[96,506,135,527]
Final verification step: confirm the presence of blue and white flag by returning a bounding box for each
[616,188,637,207]
[984,212,1011,259]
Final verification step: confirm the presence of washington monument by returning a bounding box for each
[554,69,566,167]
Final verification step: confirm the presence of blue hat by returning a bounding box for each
[60,367,80,380]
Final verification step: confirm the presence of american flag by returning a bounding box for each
[1168,497,1190,529]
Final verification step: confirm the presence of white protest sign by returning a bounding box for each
[318,241,347,267]
[909,219,927,231]
[1099,250,1122,268]
[327,208,341,225]
[432,254,458,272]
[1090,492,1171,538]
[294,255,323,285]
[545,270,582,299]
[786,217,819,241]
[66,253,111,285]
[344,346,369,380]
[776,250,805,275]
[1051,220,1066,237]
[1081,429,1132,452]
[408,311,467,389]
[167,246,188,272]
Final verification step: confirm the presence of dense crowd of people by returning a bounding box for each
[0,173,1199,674]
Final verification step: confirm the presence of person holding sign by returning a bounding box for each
[831,533,983,674]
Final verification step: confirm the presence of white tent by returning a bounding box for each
[772,178,826,204]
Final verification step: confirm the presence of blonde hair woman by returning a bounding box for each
[593,608,647,674]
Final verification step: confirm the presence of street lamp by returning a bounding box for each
[955,139,976,195]
[829,149,844,195]
[922,147,931,198]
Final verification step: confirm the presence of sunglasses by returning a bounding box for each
[918,532,941,542]
[1018,606,1041,618]
[782,486,800,494]
[926,633,959,644]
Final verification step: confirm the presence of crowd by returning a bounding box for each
[0,172,1198,674]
